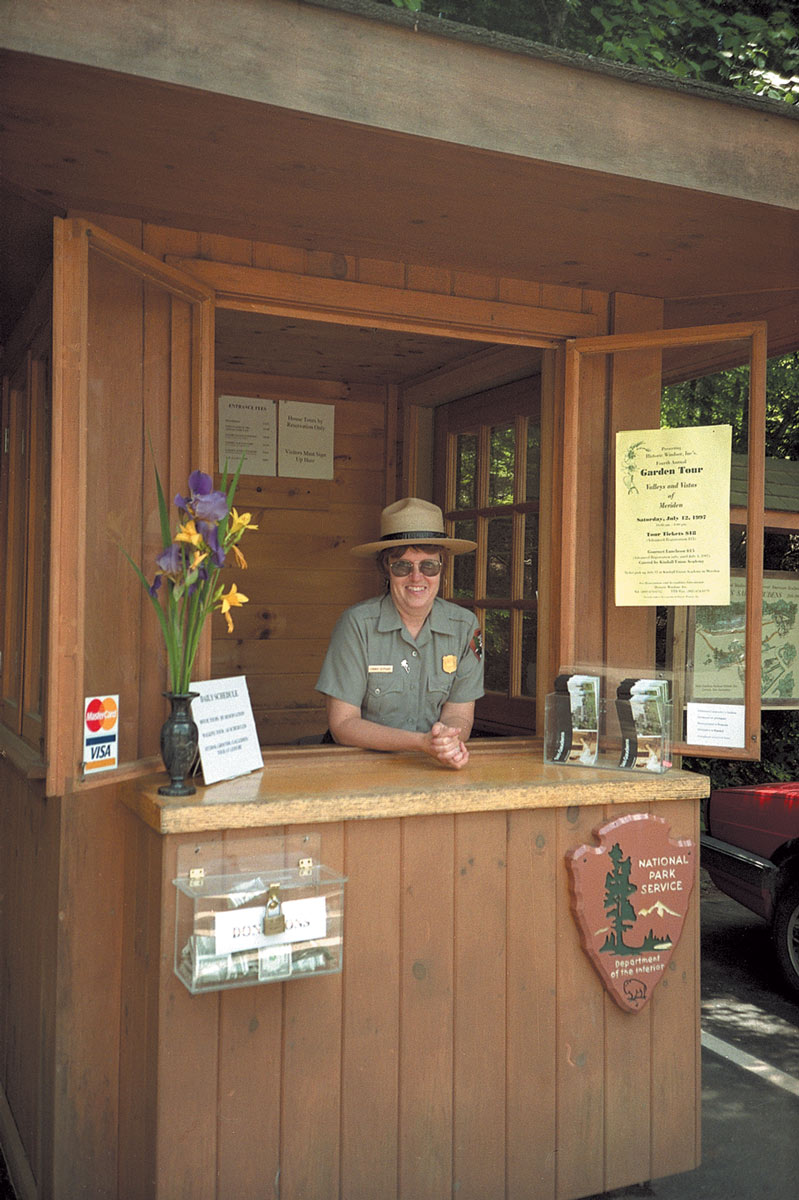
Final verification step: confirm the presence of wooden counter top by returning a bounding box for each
[120,739,709,834]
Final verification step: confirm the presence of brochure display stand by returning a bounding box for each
[173,834,345,993]
[544,672,672,773]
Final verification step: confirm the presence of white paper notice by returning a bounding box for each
[278,400,334,479]
[190,676,263,785]
[686,702,746,749]
[615,425,731,606]
[215,895,328,954]
[218,395,277,476]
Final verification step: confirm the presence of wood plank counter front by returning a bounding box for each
[119,744,709,1200]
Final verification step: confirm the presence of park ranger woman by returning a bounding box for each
[316,498,484,769]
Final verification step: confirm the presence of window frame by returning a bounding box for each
[563,321,767,761]
[434,376,544,733]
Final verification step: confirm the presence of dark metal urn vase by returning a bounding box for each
[159,692,199,796]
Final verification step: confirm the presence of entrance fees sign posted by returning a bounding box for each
[83,695,119,773]
[218,395,277,477]
[190,676,263,785]
[615,425,732,607]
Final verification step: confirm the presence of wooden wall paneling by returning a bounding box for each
[213,635,330,678]
[143,224,202,263]
[52,788,127,1198]
[214,371,350,405]
[0,774,36,1163]
[404,265,450,295]
[604,295,664,680]
[20,350,50,752]
[279,821,345,1200]
[398,813,455,1200]
[252,241,305,274]
[69,212,144,249]
[84,247,145,759]
[139,274,176,753]
[1,362,27,732]
[357,257,406,290]
[0,770,54,1198]
[601,804,655,1193]
[541,284,583,314]
[49,218,89,797]
[199,232,253,266]
[535,346,561,725]
[384,383,399,504]
[506,807,558,1199]
[649,798,702,1180]
[554,803,606,1200]
[118,806,162,1199]
[340,818,401,1200]
[499,278,543,307]
[154,833,223,1200]
[214,827,286,1200]
[451,271,498,301]
[452,811,508,1200]
[170,259,598,343]
[574,351,610,669]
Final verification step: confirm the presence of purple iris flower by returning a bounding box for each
[198,521,226,567]
[175,470,228,523]
[155,542,184,578]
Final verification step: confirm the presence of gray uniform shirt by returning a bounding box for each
[316,594,484,733]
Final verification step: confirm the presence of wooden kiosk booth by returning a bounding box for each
[2,2,798,1197]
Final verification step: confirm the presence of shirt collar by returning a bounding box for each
[377,594,448,635]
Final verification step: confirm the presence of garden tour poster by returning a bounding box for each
[615,425,732,607]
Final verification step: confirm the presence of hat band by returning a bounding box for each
[382,528,447,542]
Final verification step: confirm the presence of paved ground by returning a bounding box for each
[2,873,797,1198]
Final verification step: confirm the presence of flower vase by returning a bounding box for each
[158,692,199,796]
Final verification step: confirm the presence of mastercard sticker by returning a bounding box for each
[83,695,119,772]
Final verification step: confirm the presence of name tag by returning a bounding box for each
[368,664,394,674]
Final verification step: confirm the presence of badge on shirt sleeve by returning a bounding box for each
[470,630,483,661]
[442,654,458,674]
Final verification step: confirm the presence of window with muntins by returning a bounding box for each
[435,376,541,733]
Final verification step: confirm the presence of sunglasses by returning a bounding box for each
[389,558,442,577]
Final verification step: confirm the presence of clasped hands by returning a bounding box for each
[425,720,469,769]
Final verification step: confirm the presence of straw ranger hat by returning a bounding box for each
[351,498,477,557]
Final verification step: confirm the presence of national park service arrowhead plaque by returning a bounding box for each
[566,813,695,1013]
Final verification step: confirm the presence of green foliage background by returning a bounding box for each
[385,0,799,102]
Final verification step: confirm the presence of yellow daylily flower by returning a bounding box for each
[231,543,248,570]
[190,549,208,570]
[228,508,258,537]
[175,519,203,547]
[219,583,249,633]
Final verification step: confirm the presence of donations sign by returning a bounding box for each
[566,813,695,1013]
[615,425,731,607]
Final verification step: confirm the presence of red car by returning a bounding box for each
[701,782,799,995]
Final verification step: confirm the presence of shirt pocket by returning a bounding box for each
[364,673,408,728]
[427,672,453,719]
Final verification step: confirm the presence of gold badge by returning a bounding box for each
[442,654,457,674]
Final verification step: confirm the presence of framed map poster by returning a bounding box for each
[691,571,799,708]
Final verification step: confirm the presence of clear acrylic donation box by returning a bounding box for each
[173,834,346,994]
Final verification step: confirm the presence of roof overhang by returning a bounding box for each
[2,0,798,357]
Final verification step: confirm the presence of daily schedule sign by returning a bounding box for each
[615,425,731,607]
